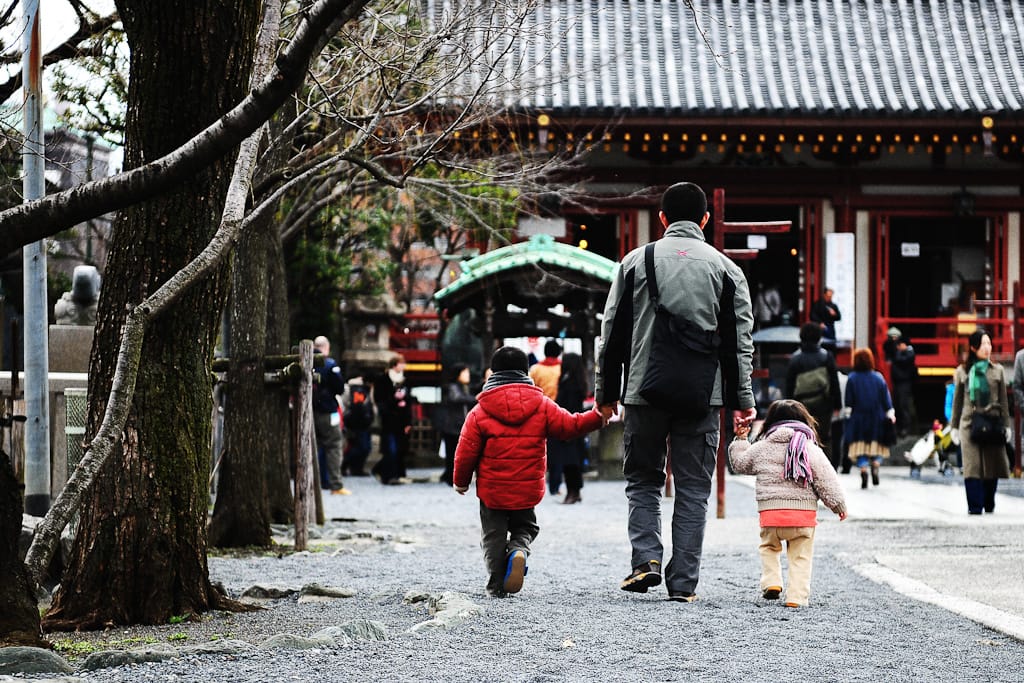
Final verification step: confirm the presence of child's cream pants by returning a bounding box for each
[759,526,816,606]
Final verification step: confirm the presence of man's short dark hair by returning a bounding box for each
[661,182,708,225]
[491,346,529,373]
[799,321,823,345]
[543,339,562,359]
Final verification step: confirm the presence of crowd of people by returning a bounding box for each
[307,181,1014,609]
[309,335,595,502]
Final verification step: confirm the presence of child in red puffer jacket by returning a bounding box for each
[454,346,606,597]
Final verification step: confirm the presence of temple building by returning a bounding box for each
[429,0,1024,423]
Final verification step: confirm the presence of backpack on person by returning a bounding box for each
[345,384,374,430]
[636,242,721,417]
[793,364,831,415]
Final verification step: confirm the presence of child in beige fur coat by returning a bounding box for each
[729,399,847,607]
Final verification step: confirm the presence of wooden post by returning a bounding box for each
[309,430,324,525]
[711,188,792,518]
[1011,280,1019,479]
[294,339,313,551]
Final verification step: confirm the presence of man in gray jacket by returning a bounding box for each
[595,182,756,602]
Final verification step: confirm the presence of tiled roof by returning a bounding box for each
[433,233,615,306]
[430,0,1024,118]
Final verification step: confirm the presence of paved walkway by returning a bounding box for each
[728,467,1024,638]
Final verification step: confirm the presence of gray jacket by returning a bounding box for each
[595,221,755,410]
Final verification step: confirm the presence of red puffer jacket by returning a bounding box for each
[453,382,602,510]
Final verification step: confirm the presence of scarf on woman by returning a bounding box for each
[969,360,991,406]
[482,369,533,392]
[765,420,817,487]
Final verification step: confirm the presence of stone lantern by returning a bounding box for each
[340,293,408,375]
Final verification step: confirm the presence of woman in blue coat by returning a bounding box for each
[844,347,896,489]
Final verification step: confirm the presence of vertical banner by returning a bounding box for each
[825,233,855,342]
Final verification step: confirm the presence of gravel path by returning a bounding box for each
[28,469,1024,682]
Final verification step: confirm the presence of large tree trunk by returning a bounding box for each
[0,451,44,647]
[44,0,261,630]
[211,58,298,540]
[208,213,273,547]
[265,225,295,524]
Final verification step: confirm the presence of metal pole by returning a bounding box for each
[21,0,51,516]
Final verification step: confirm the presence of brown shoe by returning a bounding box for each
[620,560,662,593]
[562,491,581,504]
[762,586,782,600]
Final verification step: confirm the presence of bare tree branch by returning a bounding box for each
[23,0,285,588]
[0,12,119,103]
[0,0,370,258]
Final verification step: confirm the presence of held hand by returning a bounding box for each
[734,423,751,440]
[455,485,468,495]
[598,402,619,422]
[732,407,756,432]
[838,511,848,521]
[950,429,961,446]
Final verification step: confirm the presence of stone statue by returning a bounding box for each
[54,265,101,326]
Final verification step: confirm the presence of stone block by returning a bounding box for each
[48,325,94,374]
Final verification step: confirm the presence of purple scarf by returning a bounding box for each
[765,420,817,487]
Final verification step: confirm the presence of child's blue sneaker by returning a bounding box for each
[503,550,528,593]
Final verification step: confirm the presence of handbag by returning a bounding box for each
[636,242,721,417]
[880,419,897,446]
[969,411,1004,446]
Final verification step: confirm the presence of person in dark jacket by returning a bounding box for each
[454,346,605,597]
[313,336,349,495]
[809,287,841,346]
[549,353,589,503]
[341,371,374,477]
[373,354,413,485]
[844,347,896,489]
[436,363,476,486]
[889,335,919,437]
[785,322,842,468]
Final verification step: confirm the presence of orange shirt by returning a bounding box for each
[759,509,817,527]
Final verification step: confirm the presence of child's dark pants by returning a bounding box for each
[479,501,539,594]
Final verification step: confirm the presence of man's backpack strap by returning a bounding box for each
[644,242,660,304]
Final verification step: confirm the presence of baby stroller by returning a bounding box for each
[907,420,958,478]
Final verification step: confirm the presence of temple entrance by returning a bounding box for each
[720,204,804,327]
[875,213,1000,435]
[887,217,988,328]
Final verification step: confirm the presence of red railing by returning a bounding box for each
[873,313,1015,375]
[388,313,441,365]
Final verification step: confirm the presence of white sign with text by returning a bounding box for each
[825,233,855,342]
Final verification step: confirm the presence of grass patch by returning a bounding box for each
[52,635,159,659]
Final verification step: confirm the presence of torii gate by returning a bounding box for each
[711,188,792,518]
